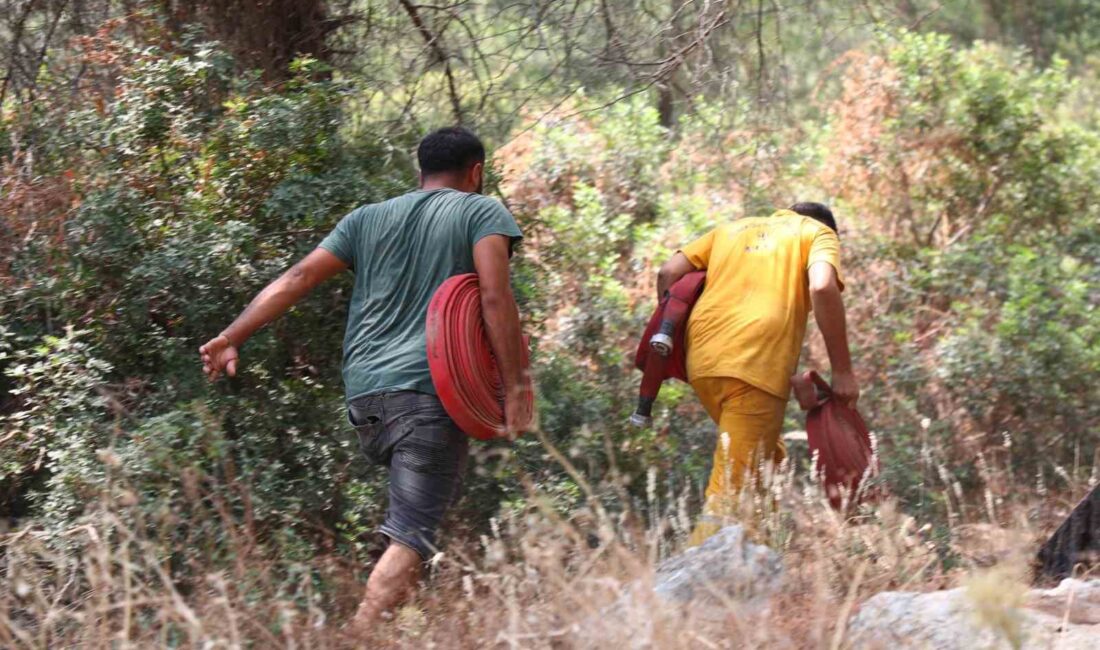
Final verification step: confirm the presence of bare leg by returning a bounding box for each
[346,542,422,636]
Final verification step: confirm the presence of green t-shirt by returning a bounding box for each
[319,189,523,401]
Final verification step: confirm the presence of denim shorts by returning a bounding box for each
[347,391,469,560]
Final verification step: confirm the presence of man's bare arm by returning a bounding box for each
[200,248,348,381]
[808,261,859,406]
[473,235,531,435]
[657,252,697,300]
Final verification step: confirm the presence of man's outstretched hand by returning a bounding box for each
[199,334,239,381]
[195,249,347,383]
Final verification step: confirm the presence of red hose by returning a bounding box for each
[631,271,707,422]
[802,370,880,509]
[426,273,533,440]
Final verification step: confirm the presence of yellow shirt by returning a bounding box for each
[680,210,844,399]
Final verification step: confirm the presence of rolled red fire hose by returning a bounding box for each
[630,271,707,426]
[799,370,880,509]
[426,273,533,440]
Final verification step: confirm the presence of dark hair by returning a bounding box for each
[417,126,486,175]
[790,202,838,234]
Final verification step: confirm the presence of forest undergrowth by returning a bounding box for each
[0,427,1091,648]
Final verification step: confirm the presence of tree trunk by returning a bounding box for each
[164,0,352,81]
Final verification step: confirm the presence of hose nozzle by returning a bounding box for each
[629,396,656,428]
[649,320,675,357]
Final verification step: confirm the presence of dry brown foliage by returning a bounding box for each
[3,434,1081,649]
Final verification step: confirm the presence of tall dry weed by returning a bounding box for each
[1,421,1088,648]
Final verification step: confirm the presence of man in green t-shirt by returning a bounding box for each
[199,127,530,633]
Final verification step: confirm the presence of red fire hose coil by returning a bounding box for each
[426,273,533,441]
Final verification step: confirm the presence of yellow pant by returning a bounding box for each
[689,377,787,544]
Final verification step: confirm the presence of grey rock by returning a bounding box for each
[577,525,783,649]
[847,578,1100,650]
[651,524,783,615]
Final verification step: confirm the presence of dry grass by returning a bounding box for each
[0,431,1091,649]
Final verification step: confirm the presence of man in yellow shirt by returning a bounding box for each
[656,203,859,530]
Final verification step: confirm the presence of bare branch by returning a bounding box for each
[398,0,465,124]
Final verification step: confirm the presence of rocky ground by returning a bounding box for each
[598,525,1099,649]
[847,578,1100,649]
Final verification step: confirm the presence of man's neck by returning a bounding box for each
[420,174,468,192]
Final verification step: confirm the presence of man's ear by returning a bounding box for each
[418,171,425,188]
[470,161,484,191]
